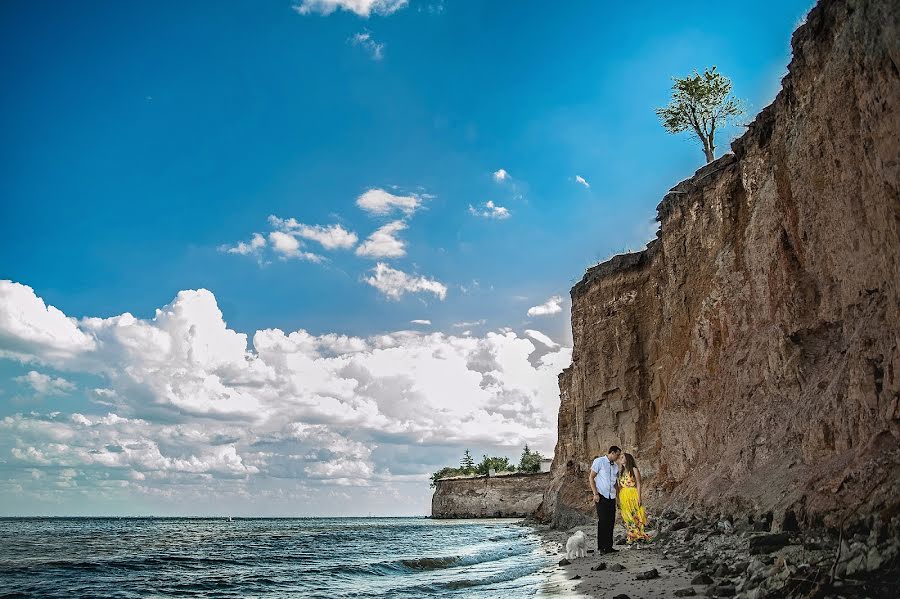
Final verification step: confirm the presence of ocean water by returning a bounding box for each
[0,517,559,598]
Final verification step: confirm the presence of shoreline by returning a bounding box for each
[530,519,697,598]
[527,511,899,599]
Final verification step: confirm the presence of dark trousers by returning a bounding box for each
[596,496,616,551]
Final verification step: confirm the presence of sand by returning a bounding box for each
[534,522,701,598]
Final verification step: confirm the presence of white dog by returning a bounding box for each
[565,530,587,560]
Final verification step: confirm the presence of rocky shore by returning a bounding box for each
[533,510,899,598]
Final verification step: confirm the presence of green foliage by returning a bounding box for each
[460,449,475,473]
[519,445,543,473]
[656,66,744,162]
[430,466,463,487]
[475,455,514,476]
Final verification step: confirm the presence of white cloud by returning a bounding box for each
[219,233,266,256]
[524,329,559,349]
[268,217,358,250]
[356,188,422,217]
[293,0,408,17]
[493,168,509,182]
[410,320,431,326]
[0,282,573,514]
[364,263,447,300]
[14,371,76,396]
[575,175,590,188]
[0,281,96,363]
[527,295,563,317]
[268,232,325,262]
[453,319,486,328]
[468,200,510,220]
[355,220,407,258]
[350,31,384,61]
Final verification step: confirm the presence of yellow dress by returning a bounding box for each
[618,471,650,543]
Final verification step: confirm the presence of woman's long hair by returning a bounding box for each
[622,453,637,478]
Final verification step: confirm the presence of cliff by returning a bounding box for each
[542,0,899,531]
[431,473,550,518]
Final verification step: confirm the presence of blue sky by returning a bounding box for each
[0,0,813,516]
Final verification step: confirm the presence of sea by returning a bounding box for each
[0,517,562,598]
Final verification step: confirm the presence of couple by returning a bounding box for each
[589,445,650,553]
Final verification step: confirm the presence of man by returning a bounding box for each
[589,445,622,553]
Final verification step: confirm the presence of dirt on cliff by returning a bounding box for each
[541,0,899,534]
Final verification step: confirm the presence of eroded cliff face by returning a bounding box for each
[543,0,899,530]
[432,473,550,518]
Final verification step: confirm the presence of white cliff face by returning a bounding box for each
[542,0,900,531]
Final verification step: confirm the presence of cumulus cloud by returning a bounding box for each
[293,0,408,17]
[527,295,563,317]
[493,168,509,182]
[410,320,431,326]
[0,282,571,514]
[575,175,590,188]
[268,231,325,262]
[355,220,407,258]
[14,371,76,396]
[0,281,96,363]
[268,216,358,250]
[468,200,510,220]
[219,233,266,256]
[364,263,447,300]
[356,188,422,217]
[350,31,384,61]
[453,319,486,328]
[524,329,559,349]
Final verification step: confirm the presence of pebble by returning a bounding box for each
[609,563,626,572]
[674,588,697,597]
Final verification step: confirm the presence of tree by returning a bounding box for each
[430,466,463,487]
[460,449,475,473]
[520,450,543,473]
[475,455,513,476]
[656,66,744,163]
[519,445,543,472]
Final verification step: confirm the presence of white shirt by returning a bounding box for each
[591,456,619,500]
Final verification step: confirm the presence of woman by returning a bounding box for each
[617,453,650,543]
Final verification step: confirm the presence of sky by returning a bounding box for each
[0,0,814,516]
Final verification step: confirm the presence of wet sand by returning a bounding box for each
[535,522,699,598]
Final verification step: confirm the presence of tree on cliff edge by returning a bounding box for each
[460,449,475,473]
[656,66,744,163]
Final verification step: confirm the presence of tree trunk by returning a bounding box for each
[703,144,715,163]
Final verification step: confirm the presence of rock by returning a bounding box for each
[609,563,626,572]
[612,595,630,599]
[671,521,689,531]
[692,573,714,585]
[635,568,659,580]
[688,560,702,571]
[749,533,791,554]
[713,564,730,577]
[733,561,749,573]
[712,585,736,597]
[591,563,606,571]
[674,588,697,597]
[570,575,581,580]
[866,545,883,571]
[558,558,571,566]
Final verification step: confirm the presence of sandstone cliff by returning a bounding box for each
[542,0,899,531]
[432,473,549,518]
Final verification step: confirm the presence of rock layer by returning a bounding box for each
[542,0,899,530]
[431,473,549,518]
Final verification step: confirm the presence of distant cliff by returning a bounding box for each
[431,473,550,518]
[541,0,899,530]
